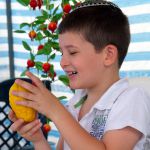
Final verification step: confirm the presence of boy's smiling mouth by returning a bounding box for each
[66,71,78,77]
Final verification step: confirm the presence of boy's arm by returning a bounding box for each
[49,101,142,150]
[102,127,142,150]
[34,137,52,150]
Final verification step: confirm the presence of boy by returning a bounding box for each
[9,0,150,149]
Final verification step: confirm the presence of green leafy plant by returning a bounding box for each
[14,0,82,129]
[14,0,81,86]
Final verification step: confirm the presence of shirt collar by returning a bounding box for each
[92,78,129,110]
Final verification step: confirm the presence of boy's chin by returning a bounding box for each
[69,84,83,90]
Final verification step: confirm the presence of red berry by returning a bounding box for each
[38,44,44,51]
[63,4,71,14]
[27,59,35,68]
[42,63,51,72]
[48,22,57,33]
[28,30,37,41]
[37,0,43,9]
[43,124,51,133]
[29,0,37,10]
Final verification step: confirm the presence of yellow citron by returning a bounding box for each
[9,82,36,122]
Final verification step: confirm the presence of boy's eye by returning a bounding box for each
[70,52,77,55]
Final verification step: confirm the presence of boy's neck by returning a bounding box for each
[86,75,120,103]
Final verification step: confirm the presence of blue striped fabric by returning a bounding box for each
[0,0,150,148]
[0,0,10,81]
[110,0,150,78]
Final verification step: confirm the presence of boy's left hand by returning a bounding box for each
[8,109,44,143]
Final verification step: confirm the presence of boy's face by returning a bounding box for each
[59,31,106,89]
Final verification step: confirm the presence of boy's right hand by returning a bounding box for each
[8,109,44,143]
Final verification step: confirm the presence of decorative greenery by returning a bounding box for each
[14,0,83,133]
[14,0,81,87]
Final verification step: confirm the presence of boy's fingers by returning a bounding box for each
[25,71,44,89]
[10,119,25,131]
[14,79,39,94]
[8,109,17,122]
[19,119,42,135]
[26,122,42,136]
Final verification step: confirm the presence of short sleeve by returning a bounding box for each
[105,87,150,136]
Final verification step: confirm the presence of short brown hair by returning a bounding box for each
[58,1,130,68]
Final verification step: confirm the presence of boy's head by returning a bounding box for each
[58,0,130,68]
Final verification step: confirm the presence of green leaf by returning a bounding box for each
[49,64,54,73]
[51,41,59,50]
[37,49,45,55]
[35,32,43,41]
[52,13,62,22]
[22,41,32,51]
[20,69,28,76]
[43,0,48,5]
[58,96,67,101]
[71,0,78,5]
[37,47,51,55]
[36,16,47,20]
[49,4,54,10]
[38,24,47,31]
[52,34,58,39]
[30,52,35,60]
[53,5,60,15]
[47,118,52,123]
[16,0,30,6]
[74,95,87,108]
[35,61,43,70]
[45,42,52,47]
[41,74,48,78]
[58,75,69,86]
[41,9,49,18]
[62,0,70,5]
[20,23,31,29]
[14,30,26,33]
[34,20,45,25]
[43,30,51,37]
[50,53,55,60]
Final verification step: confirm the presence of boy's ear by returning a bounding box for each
[103,44,118,66]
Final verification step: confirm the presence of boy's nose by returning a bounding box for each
[60,55,70,69]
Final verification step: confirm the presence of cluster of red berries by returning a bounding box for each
[47,3,72,33]
[26,2,74,80]
[27,44,56,79]
[27,59,50,72]
[27,59,56,79]
[29,0,43,10]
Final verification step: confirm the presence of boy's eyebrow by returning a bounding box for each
[60,45,79,50]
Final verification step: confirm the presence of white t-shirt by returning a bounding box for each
[64,78,150,150]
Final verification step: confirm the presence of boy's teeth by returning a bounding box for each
[67,71,77,75]
[72,71,77,74]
